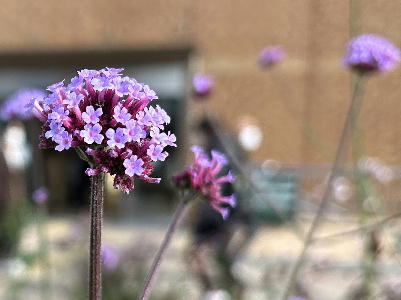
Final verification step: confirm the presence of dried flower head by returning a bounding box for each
[172,146,236,219]
[193,74,214,99]
[33,68,177,192]
[343,34,401,73]
[258,45,286,68]
[0,89,45,121]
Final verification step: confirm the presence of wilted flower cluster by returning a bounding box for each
[172,146,236,219]
[0,89,45,121]
[258,45,286,68]
[193,74,214,99]
[343,34,401,73]
[32,68,176,192]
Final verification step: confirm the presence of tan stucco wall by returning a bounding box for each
[0,0,400,164]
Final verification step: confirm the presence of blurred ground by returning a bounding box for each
[1,213,401,300]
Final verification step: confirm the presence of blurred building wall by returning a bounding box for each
[0,0,400,165]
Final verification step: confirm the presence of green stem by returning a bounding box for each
[350,74,377,298]
[89,173,105,300]
[137,198,189,300]
[280,74,366,300]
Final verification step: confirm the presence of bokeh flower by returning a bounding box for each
[0,89,45,121]
[32,68,177,192]
[102,245,120,271]
[258,45,286,68]
[172,146,236,219]
[193,74,214,99]
[32,187,49,204]
[343,34,401,73]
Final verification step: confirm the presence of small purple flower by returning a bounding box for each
[80,124,104,144]
[106,128,128,149]
[136,106,169,129]
[193,74,214,98]
[114,76,134,96]
[102,245,120,271]
[101,67,123,78]
[258,45,286,68]
[78,69,99,80]
[45,121,65,140]
[48,105,69,122]
[150,128,177,148]
[54,131,73,151]
[125,120,146,142]
[67,76,84,89]
[113,105,131,125]
[91,76,114,91]
[32,187,49,205]
[142,85,158,100]
[147,144,168,161]
[63,92,84,108]
[123,155,144,177]
[343,34,401,73]
[82,106,103,124]
[47,80,65,93]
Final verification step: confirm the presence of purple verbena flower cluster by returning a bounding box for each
[258,45,286,68]
[193,74,214,99]
[0,89,45,121]
[343,34,401,73]
[33,68,176,192]
[172,146,236,219]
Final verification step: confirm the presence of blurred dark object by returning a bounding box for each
[187,117,255,299]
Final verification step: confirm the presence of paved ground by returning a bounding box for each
[1,213,401,300]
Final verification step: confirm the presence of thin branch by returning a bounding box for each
[138,198,189,300]
[312,211,401,243]
[280,74,366,300]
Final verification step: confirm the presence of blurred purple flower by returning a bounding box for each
[32,187,49,204]
[172,146,236,219]
[258,45,286,68]
[193,74,214,99]
[0,89,45,121]
[102,245,120,270]
[343,34,401,73]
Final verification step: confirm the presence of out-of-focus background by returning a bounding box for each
[1,1,401,299]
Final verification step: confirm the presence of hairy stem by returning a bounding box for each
[138,198,189,300]
[89,173,105,300]
[280,74,366,300]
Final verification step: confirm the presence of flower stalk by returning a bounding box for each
[89,173,105,300]
[138,197,189,300]
[280,74,366,300]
